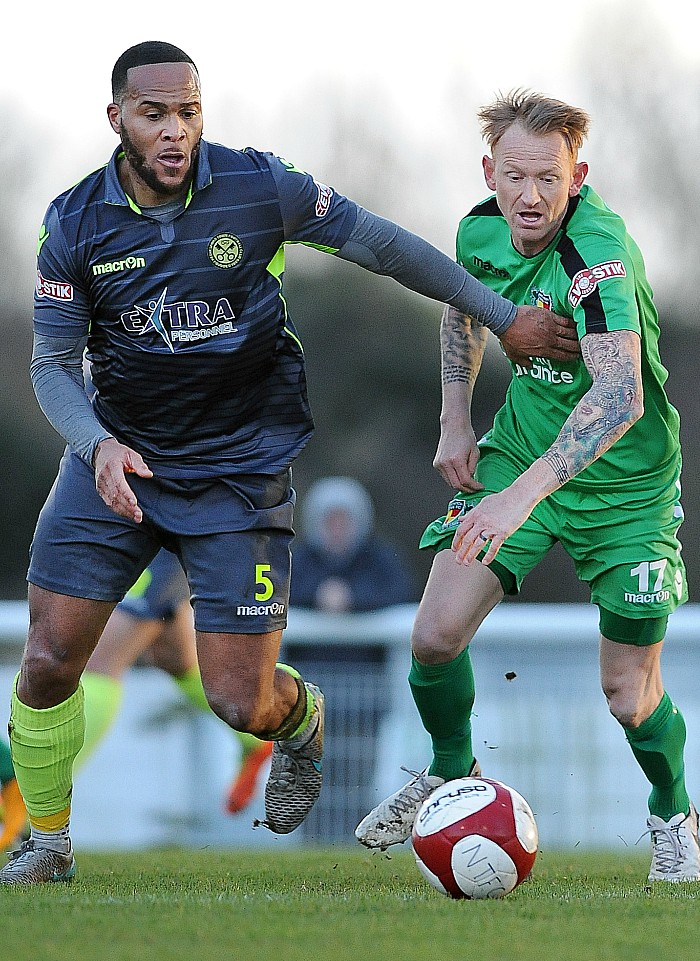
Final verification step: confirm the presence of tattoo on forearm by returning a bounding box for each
[543,331,642,485]
[442,364,470,384]
[542,450,570,485]
[440,307,488,387]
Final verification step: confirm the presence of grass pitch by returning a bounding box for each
[1,847,698,961]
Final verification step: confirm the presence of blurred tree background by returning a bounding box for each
[1,2,698,606]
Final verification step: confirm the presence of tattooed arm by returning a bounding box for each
[451,328,644,565]
[433,306,489,491]
[541,330,642,483]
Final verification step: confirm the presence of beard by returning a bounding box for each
[120,124,201,200]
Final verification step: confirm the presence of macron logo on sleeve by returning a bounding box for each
[568,261,626,307]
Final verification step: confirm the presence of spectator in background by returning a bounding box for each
[290,477,415,613]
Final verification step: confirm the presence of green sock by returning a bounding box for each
[408,648,475,781]
[625,691,690,821]
[173,665,210,712]
[74,672,123,771]
[173,666,263,754]
[9,677,84,820]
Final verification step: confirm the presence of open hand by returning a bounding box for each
[451,486,537,566]
[93,438,153,522]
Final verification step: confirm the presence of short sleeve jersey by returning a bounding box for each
[34,142,358,478]
[456,184,681,492]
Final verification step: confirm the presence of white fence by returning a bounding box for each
[1,601,700,851]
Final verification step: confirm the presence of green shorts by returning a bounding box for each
[420,447,688,629]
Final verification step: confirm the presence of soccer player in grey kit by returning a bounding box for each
[2,42,577,884]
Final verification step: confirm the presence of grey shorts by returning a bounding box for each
[28,450,295,634]
[118,548,189,622]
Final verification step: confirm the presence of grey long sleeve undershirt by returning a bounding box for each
[337,207,516,335]
[30,335,112,466]
[30,206,517,466]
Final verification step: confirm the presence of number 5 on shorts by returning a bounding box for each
[256,563,274,601]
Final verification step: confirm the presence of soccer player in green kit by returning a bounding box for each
[356,90,700,882]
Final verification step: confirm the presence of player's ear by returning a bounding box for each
[569,161,588,197]
[107,103,122,135]
[482,155,496,190]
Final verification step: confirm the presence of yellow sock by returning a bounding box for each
[9,677,84,822]
[74,672,123,771]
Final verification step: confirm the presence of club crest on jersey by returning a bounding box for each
[441,498,476,531]
[315,182,333,217]
[530,288,553,310]
[568,261,626,307]
[208,233,244,269]
[36,269,73,301]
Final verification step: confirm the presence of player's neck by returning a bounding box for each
[117,157,189,209]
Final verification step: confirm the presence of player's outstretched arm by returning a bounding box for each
[334,209,580,362]
[451,328,643,566]
[433,307,487,493]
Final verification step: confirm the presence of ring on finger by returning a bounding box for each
[479,532,490,542]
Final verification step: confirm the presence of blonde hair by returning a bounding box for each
[478,89,591,158]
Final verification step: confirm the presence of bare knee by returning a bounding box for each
[204,687,259,732]
[20,588,115,708]
[197,630,297,736]
[602,675,658,729]
[411,612,466,665]
[20,632,86,707]
[600,636,664,730]
[203,675,289,736]
[410,553,501,665]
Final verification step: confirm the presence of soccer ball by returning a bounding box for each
[411,776,538,899]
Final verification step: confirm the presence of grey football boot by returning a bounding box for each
[261,683,325,834]
[0,839,76,885]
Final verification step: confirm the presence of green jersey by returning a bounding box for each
[457,184,680,493]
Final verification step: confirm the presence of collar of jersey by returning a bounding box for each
[104,139,213,213]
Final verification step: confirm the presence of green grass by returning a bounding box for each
[1,847,699,961]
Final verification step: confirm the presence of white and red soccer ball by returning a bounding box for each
[412,777,538,899]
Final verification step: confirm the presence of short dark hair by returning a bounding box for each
[111,41,198,101]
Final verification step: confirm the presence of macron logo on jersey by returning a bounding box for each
[568,261,626,308]
[92,256,146,277]
[36,269,73,302]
